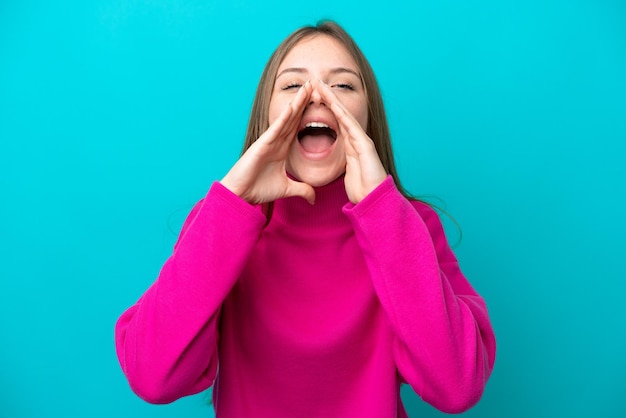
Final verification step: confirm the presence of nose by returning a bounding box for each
[308,81,326,107]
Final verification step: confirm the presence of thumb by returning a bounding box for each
[285,179,316,205]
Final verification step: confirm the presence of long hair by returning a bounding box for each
[242,20,413,199]
[240,21,462,240]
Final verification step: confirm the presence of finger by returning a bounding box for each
[317,81,363,135]
[343,124,357,155]
[261,102,294,145]
[278,81,312,141]
[318,81,377,156]
[291,80,312,113]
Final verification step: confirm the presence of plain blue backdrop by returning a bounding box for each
[1,1,625,417]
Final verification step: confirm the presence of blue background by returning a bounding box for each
[1,1,625,417]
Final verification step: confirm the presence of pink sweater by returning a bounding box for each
[115,175,496,417]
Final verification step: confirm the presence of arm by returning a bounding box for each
[115,82,316,404]
[343,177,496,413]
[115,182,266,404]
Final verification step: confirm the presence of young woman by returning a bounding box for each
[115,20,496,417]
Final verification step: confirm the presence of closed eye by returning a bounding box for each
[282,82,302,91]
[331,83,355,91]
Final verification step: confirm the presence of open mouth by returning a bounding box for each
[297,122,338,154]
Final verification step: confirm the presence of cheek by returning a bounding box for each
[342,98,369,130]
[357,107,369,130]
[268,100,280,125]
[351,106,369,131]
[268,94,289,125]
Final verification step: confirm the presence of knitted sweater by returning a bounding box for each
[115,175,496,417]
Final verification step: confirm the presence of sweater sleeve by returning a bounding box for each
[114,181,266,404]
[343,176,496,414]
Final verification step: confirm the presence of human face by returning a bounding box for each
[269,34,368,187]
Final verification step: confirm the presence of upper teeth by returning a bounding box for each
[306,122,329,128]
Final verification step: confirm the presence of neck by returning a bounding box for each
[269,174,349,230]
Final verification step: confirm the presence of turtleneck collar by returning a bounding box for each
[269,174,350,230]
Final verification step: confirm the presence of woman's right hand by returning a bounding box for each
[220,81,315,205]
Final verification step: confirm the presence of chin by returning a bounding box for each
[288,166,345,188]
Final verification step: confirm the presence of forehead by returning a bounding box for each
[277,34,359,72]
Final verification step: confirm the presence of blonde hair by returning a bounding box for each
[242,20,414,199]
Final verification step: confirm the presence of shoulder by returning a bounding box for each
[187,198,205,219]
[409,199,441,226]
[408,199,452,247]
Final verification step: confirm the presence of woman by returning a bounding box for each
[115,20,496,417]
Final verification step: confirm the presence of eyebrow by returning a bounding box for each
[276,67,362,80]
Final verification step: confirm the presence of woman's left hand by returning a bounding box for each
[319,81,387,204]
